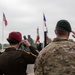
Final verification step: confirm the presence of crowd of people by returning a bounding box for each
[0,19,75,75]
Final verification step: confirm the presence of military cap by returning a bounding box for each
[56,20,72,32]
[7,32,22,42]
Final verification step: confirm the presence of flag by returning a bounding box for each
[43,13,48,33]
[43,13,47,28]
[36,27,40,42]
[43,13,49,41]
[3,13,8,26]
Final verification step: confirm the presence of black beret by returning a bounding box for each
[56,20,72,32]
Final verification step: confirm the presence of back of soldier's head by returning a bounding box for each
[55,20,72,36]
[7,32,22,45]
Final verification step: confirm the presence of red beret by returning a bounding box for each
[8,32,22,42]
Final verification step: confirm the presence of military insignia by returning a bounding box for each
[23,50,30,54]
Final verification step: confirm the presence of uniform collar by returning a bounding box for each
[53,38,68,42]
[5,47,16,52]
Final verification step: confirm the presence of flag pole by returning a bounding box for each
[2,19,4,51]
[43,13,44,48]
[2,13,8,51]
[43,13,47,47]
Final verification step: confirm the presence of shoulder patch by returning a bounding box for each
[23,50,30,54]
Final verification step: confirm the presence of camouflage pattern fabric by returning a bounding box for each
[34,39,75,75]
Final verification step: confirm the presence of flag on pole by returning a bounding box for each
[43,13,47,29]
[43,13,49,41]
[36,27,40,42]
[3,13,8,26]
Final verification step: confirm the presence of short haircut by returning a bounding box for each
[7,38,19,45]
[56,28,69,36]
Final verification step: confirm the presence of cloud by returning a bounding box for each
[0,0,75,43]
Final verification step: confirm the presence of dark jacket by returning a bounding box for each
[0,46,38,75]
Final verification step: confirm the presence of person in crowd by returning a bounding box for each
[18,35,31,52]
[27,35,34,46]
[0,31,38,75]
[36,41,42,52]
[34,20,75,75]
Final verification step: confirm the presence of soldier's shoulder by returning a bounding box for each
[38,41,75,59]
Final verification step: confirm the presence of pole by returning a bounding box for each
[44,31,47,47]
[2,20,4,51]
[43,16,44,48]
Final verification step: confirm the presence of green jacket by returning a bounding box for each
[34,38,75,75]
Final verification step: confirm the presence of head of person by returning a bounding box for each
[55,20,72,39]
[7,31,22,47]
[28,35,31,38]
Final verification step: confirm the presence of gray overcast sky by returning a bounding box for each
[0,0,75,43]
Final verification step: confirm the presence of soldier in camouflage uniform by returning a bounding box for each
[34,20,75,75]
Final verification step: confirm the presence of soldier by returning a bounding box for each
[0,31,38,75]
[27,35,34,46]
[34,20,75,75]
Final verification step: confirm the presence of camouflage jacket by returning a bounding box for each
[34,38,75,75]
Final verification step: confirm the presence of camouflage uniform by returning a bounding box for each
[34,38,75,75]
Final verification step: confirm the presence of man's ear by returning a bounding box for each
[66,32,70,39]
[67,32,70,37]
